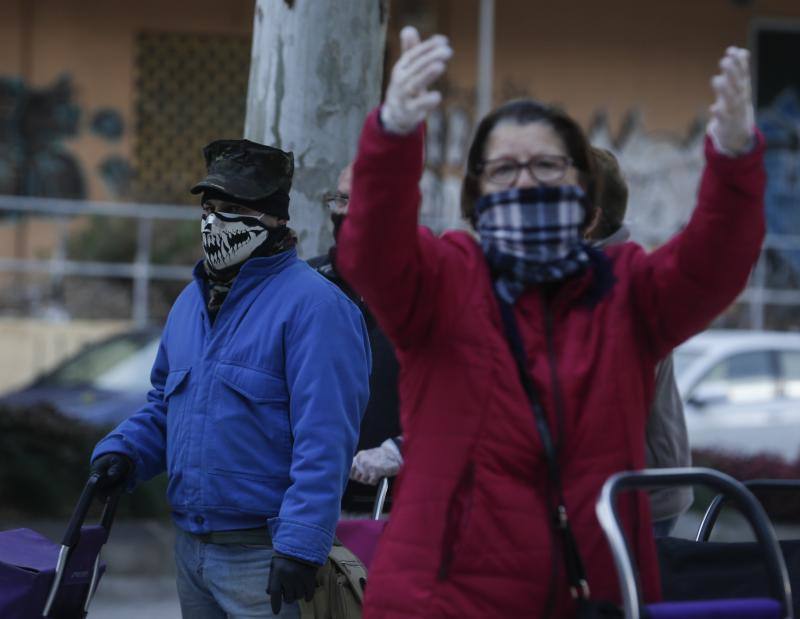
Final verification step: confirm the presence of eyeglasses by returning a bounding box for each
[323,192,349,215]
[479,155,573,188]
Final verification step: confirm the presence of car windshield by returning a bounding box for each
[40,332,159,392]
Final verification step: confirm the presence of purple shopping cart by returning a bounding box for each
[0,474,120,618]
[596,467,794,619]
[336,477,389,570]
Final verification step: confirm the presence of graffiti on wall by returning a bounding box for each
[587,110,706,249]
[758,87,800,288]
[0,75,132,201]
[0,76,84,199]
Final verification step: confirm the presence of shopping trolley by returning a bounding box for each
[0,474,120,618]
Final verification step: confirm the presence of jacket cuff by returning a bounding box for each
[384,437,402,458]
[268,517,332,566]
[704,129,765,172]
[367,107,425,145]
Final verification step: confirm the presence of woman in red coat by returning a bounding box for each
[336,29,764,618]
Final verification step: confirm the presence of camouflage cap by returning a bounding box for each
[190,139,294,201]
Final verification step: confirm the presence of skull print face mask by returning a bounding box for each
[201,211,270,271]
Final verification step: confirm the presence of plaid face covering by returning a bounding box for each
[476,185,591,303]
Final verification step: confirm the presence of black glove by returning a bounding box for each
[90,452,133,496]
[267,553,318,615]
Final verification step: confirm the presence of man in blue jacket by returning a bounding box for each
[89,139,371,617]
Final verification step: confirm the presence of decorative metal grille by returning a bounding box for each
[133,32,251,204]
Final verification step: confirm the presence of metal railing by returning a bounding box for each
[0,194,798,330]
[0,195,197,326]
[741,234,800,330]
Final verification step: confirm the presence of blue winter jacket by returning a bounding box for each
[92,250,371,565]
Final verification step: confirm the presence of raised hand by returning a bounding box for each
[380,26,453,135]
[707,46,755,156]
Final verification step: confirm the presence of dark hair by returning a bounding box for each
[587,147,628,241]
[461,99,597,226]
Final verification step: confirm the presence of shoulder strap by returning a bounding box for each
[493,288,592,602]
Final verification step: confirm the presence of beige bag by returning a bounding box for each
[299,542,367,619]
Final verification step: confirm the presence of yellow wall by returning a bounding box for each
[0,0,254,201]
[0,318,130,393]
[392,0,800,136]
[2,0,800,202]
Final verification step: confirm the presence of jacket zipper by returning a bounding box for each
[437,461,475,581]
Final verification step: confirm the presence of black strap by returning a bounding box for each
[494,289,591,601]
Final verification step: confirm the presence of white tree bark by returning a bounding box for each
[245,0,389,258]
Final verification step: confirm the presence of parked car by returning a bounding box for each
[674,329,800,461]
[0,328,161,427]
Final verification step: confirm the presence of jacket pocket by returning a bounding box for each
[164,367,190,400]
[209,363,292,483]
[437,461,475,581]
[164,367,191,496]
[215,362,289,405]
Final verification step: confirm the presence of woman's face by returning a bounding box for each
[479,120,580,195]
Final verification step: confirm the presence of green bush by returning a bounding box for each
[0,403,169,520]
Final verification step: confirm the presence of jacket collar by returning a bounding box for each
[193,248,298,288]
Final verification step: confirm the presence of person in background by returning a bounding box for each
[588,147,694,537]
[309,164,403,508]
[336,23,764,617]
[89,139,371,618]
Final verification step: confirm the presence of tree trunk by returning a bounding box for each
[245,0,389,258]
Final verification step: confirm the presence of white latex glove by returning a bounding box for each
[707,46,755,156]
[379,26,453,135]
[350,438,403,485]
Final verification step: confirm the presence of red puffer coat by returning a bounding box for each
[336,109,765,618]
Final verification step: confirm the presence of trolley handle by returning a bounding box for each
[372,477,390,521]
[44,474,122,617]
[697,479,800,543]
[61,474,121,547]
[595,467,794,619]
[61,474,99,548]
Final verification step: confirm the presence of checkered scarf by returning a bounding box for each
[476,185,591,303]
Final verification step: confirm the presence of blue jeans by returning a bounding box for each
[174,528,300,618]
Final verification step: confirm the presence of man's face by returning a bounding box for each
[337,165,352,201]
[200,198,286,270]
[324,166,352,217]
[325,165,352,241]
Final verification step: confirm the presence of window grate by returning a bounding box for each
[132,31,251,205]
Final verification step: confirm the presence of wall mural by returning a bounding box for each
[758,87,800,289]
[0,75,84,199]
[0,74,133,320]
[0,75,131,200]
